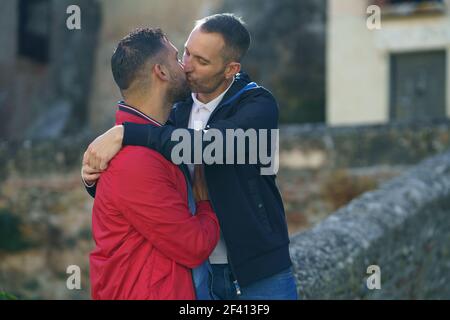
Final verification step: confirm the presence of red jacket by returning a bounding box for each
[90,104,220,300]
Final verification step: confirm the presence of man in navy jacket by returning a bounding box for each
[83,13,298,300]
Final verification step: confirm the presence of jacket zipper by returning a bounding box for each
[229,258,242,296]
[233,281,242,296]
[203,166,242,296]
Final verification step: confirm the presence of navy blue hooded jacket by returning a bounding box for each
[86,73,292,287]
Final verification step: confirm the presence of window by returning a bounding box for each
[390,51,446,121]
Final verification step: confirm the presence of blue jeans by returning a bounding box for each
[210,264,298,300]
[193,261,214,300]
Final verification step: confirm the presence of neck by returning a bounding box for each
[196,77,234,104]
[124,91,171,124]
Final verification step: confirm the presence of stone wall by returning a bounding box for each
[290,150,450,299]
[2,120,449,179]
[280,119,450,170]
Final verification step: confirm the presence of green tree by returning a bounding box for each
[221,0,326,123]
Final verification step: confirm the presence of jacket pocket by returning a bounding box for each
[248,177,273,233]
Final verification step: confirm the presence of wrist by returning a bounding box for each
[115,125,124,145]
[81,167,96,188]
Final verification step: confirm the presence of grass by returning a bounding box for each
[0,291,18,300]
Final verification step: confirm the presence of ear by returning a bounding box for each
[153,64,170,82]
[224,62,241,80]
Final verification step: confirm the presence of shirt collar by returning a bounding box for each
[191,78,235,113]
[116,101,163,127]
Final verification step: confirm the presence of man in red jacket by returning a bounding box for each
[89,28,220,300]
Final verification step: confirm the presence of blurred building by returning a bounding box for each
[0,0,101,140]
[327,0,450,125]
[0,0,221,140]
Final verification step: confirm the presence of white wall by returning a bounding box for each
[327,0,450,126]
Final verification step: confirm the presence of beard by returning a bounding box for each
[167,72,191,104]
[187,69,226,95]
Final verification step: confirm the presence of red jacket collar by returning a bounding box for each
[115,102,163,127]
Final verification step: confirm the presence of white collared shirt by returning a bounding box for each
[188,79,234,264]
[188,80,234,131]
[187,79,234,177]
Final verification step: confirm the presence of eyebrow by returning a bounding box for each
[185,47,211,64]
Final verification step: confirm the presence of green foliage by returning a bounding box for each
[0,291,18,300]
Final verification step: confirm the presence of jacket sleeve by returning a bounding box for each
[122,89,279,164]
[81,167,97,198]
[81,108,178,200]
[84,183,97,198]
[115,150,220,268]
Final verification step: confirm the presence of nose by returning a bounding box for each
[182,55,193,73]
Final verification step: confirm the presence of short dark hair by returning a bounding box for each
[111,28,167,91]
[196,13,251,63]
